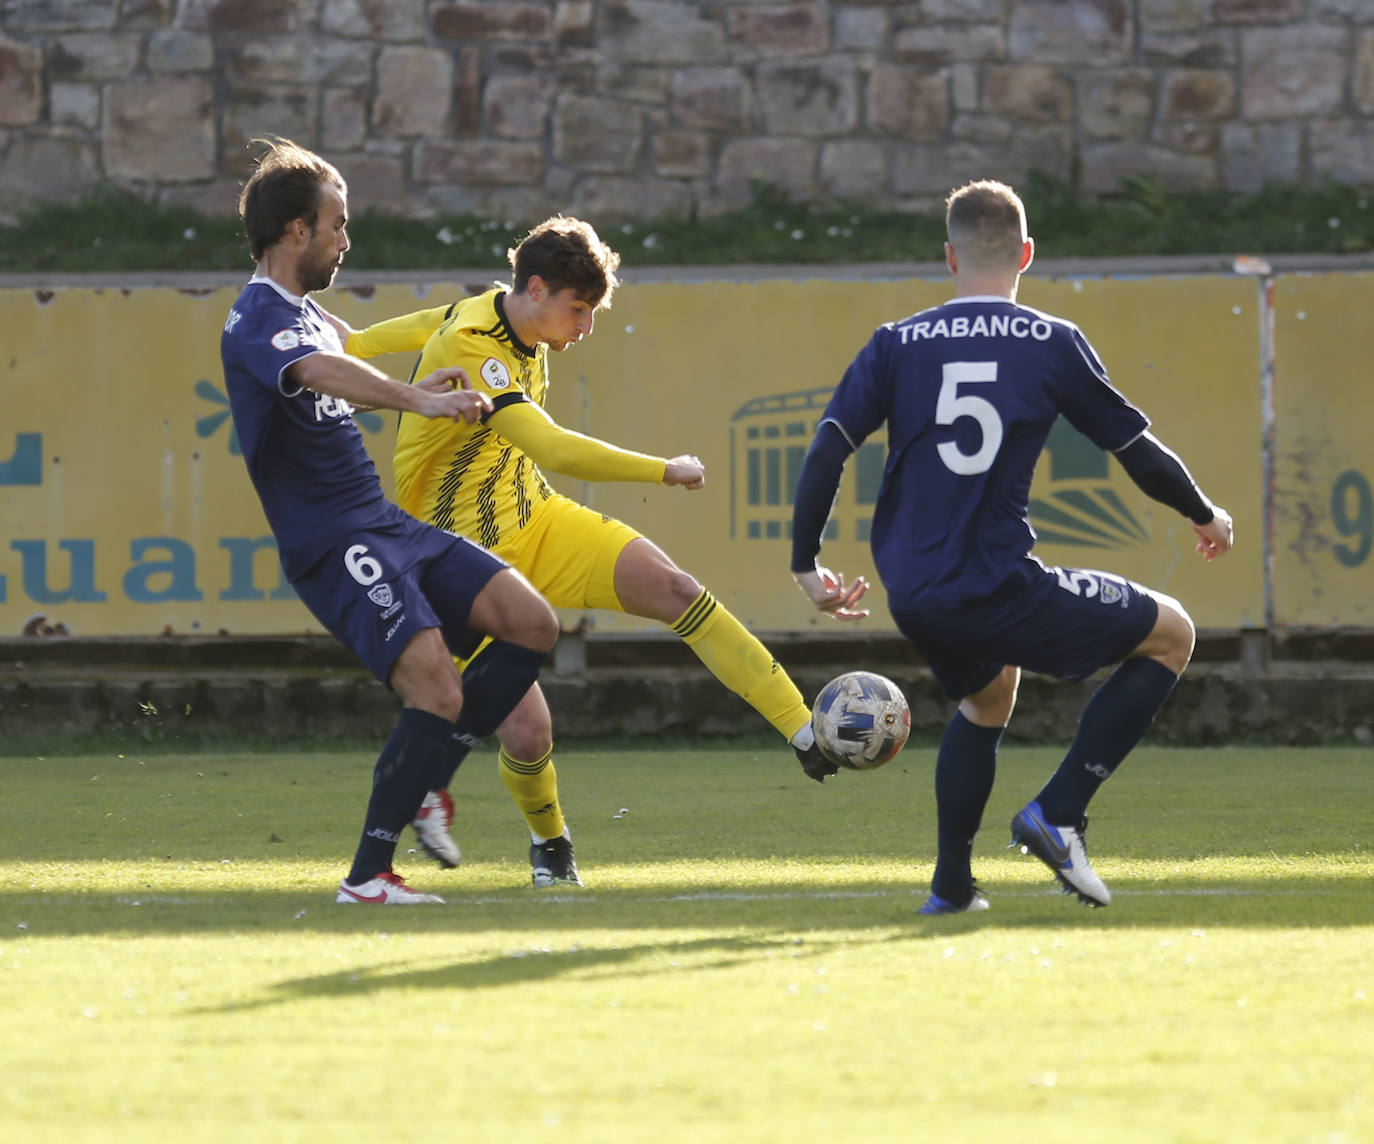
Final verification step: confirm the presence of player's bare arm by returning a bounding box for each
[290,352,491,423]
[792,566,871,622]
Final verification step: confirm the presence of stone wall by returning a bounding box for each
[1,0,1372,226]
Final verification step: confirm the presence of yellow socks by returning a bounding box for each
[670,589,811,742]
[498,746,566,842]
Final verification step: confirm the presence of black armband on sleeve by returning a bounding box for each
[790,421,854,573]
[1114,433,1214,525]
[480,390,528,423]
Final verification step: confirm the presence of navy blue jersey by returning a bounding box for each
[220,277,399,579]
[822,296,1149,610]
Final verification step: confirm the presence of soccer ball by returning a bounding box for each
[811,671,911,770]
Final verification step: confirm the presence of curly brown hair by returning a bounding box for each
[507,216,622,307]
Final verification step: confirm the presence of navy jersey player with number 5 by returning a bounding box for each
[790,179,1233,913]
[220,137,558,905]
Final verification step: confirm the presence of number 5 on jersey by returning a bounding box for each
[936,361,1002,475]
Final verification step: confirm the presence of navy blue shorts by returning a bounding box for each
[891,564,1160,701]
[292,515,508,685]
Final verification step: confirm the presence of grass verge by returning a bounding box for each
[3,175,1372,274]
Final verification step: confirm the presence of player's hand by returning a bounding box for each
[663,455,705,489]
[1193,506,1234,561]
[415,367,491,424]
[793,566,870,621]
[414,366,474,394]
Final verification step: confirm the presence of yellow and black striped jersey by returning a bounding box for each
[393,289,556,549]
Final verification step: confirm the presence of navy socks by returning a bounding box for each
[1035,657,1180,825]
[348,707,455,885]
[931,711,1005,903]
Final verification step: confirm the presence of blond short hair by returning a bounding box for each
[945,180,1027,271]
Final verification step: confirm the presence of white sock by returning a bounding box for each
[531,825,572,845]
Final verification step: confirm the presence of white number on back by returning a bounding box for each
[344,544,383,586]
[935,361,1002,475]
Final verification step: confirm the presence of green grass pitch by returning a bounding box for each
[1,743,1370,1143]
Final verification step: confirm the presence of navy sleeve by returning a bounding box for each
[1115,432,1215,524]
[1056,326,1150,452]
[790,421,855,574]
[819,328,893,450]
[235,297,323,395]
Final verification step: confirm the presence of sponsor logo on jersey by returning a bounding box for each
[481,357,512,389]
[224,310,242,334]
[271,328,301,351]
[367,583,393,608]
[312,392,355,421]
[385,615,406,641]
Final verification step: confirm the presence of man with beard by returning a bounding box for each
[220,138,559,903]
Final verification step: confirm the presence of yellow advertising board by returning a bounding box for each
[1269,272,1374,626]
[0,270,1277,638]
[0,282,422,637]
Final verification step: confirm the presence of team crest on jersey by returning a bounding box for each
[1099,579,1124,605]
[271,328,301,351]
[481,357,512,389]
[367,583,393,608]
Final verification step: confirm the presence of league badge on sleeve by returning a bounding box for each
[481,358,512,389]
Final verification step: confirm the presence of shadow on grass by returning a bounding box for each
[197,932,825,1015]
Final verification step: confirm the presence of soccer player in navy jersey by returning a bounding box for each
[220,138,559,904]
[789,179,1233,912]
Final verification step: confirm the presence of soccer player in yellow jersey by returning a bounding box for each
[343,216,847,887]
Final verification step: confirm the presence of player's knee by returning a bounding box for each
[405,678,463,724]
[499,700,553,759]
[666,568,703,610]
[391,630,465,721]
[429,686,464,725]
[962,665,1018,726]
[477,570,559,652]
[511,598,559,653]
[1143,594,1196,673]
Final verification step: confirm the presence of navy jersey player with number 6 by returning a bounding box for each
[790,179,1233,913]
[220,137,559,905]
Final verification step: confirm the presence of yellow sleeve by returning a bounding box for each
[345,305,455,359]
[488,400,668,484]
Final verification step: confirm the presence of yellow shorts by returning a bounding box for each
[458,494,641,668]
